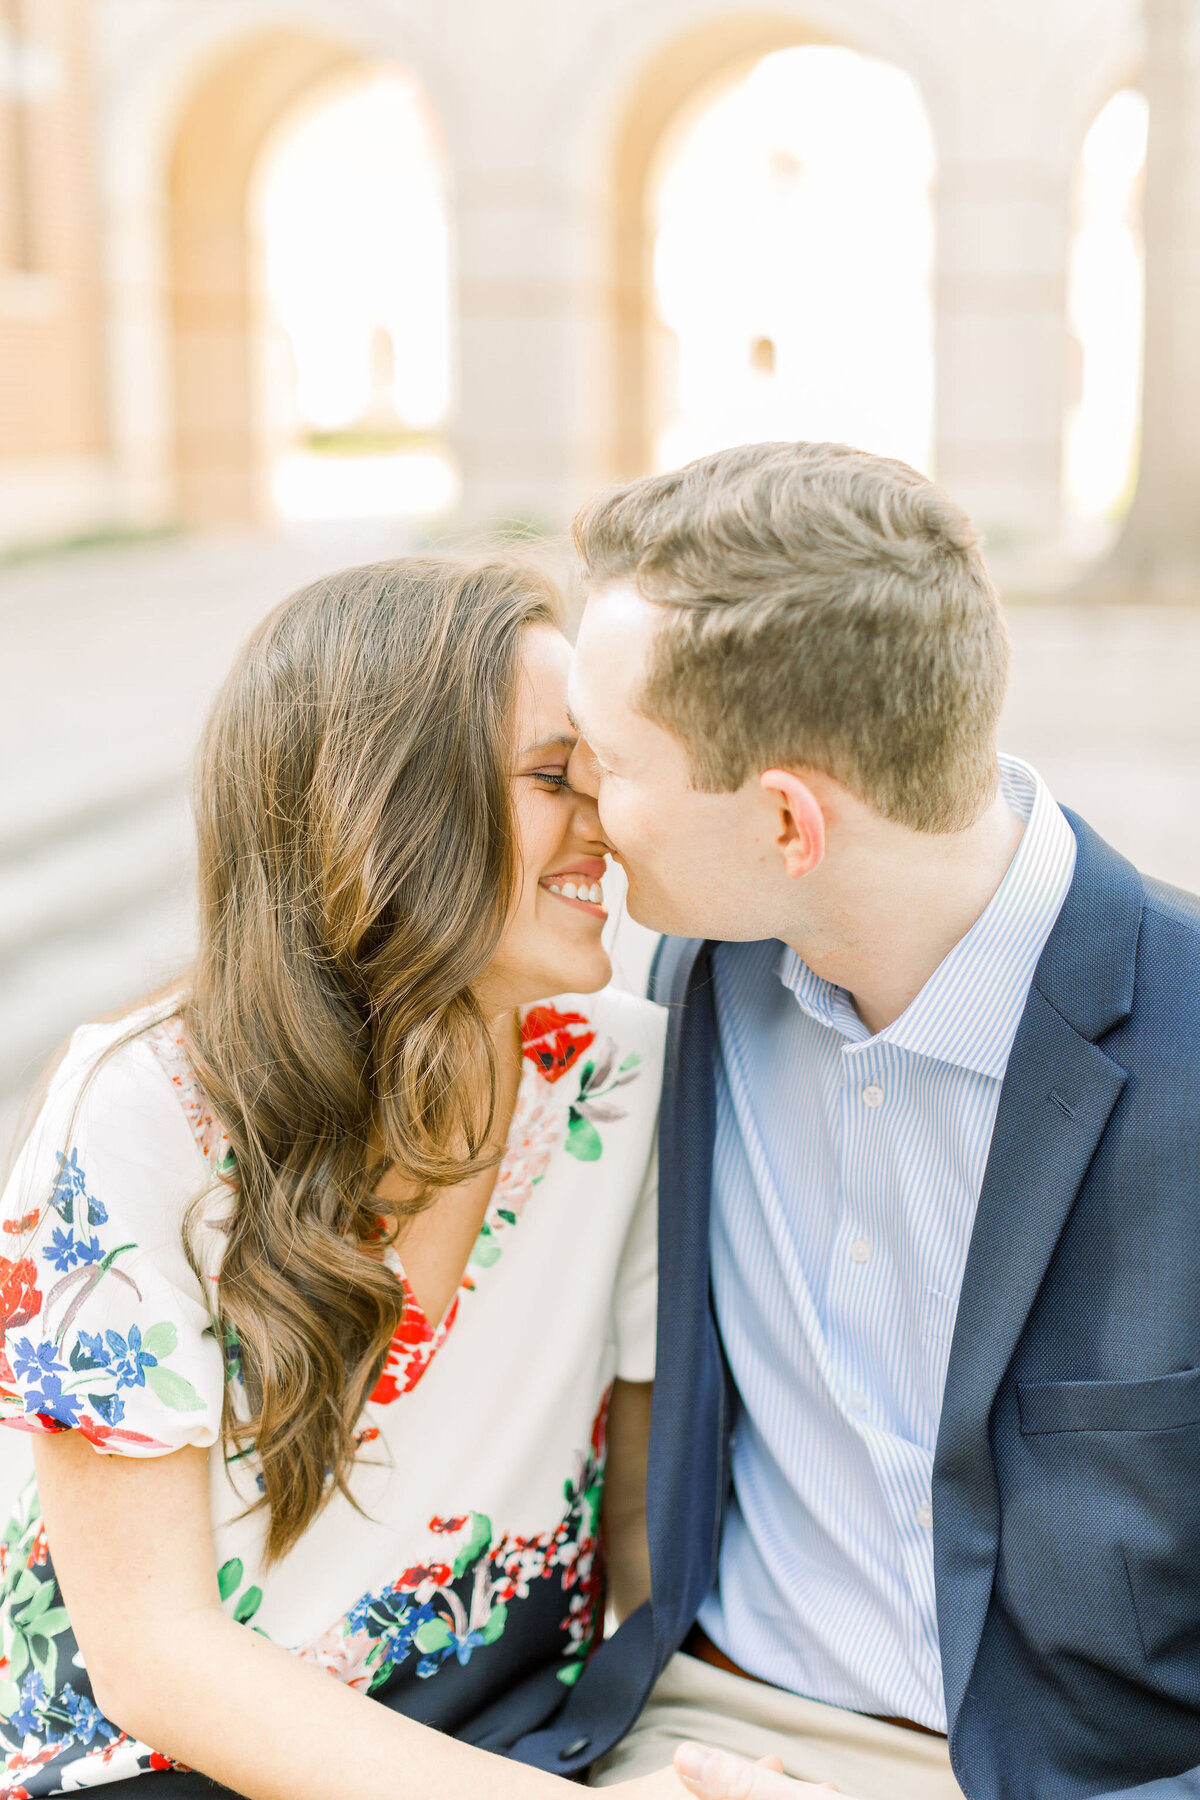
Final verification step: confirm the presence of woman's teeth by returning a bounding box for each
[548,879,603,906]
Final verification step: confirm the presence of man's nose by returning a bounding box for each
[566,736,600,798]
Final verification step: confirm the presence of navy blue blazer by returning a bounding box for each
[511,811,1200,1799]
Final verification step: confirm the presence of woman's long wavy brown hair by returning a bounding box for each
[182,556,558,1561]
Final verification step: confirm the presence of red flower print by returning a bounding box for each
[2,1211,40,1237]
[431,1515,469,1534]
[395,1562,453,1591]
[0,1256,41,1331]
[26,1523,47,1568]
[521,1007,595,1084]
[75,1417,169,1451]
[370,1281,448,1404]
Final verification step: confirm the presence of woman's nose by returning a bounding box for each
[571,785,612,852]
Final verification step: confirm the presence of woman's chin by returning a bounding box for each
[534,942,612,1000]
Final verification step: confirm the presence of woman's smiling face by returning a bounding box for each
[476,624,612,1014]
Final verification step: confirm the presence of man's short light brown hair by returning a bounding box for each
[573,441,1009,833]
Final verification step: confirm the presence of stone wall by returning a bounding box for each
[2,0,1145,553]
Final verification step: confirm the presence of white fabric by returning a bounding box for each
[0,986,663,1675]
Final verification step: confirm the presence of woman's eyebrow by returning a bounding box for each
[519,732,578,757]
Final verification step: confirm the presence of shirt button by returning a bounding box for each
[850,1390,868,1413]
[918,1502,934,1531]
[862,1083,884,1109]
[559,1736,591,1760]
[849,1239,872,1263]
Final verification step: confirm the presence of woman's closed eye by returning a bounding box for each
[529,768,572,791]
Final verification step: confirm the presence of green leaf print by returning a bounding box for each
[217,1558,244,1602]
[0,1676,19,1716]
[566,1115,602,1162]
[481,1602,508,1646]
[618,1053,642,1072]
[452,1513,493,1580]
[146,1363,206,1411]
[557,1660,585,1686]
[234,1585,263,1624]
[413,1616,454,1655]
[31,1607,70,1637]
[141,1321,179,1358]
[469,1240,502,1269]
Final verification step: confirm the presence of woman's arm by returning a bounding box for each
[33,1432,682,1800]
[602,1378,653,1622]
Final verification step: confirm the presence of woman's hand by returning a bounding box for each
[608,1751,836,1800]
[671,1745,843,1800]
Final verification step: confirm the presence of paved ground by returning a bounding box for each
[1,525,1199,1512]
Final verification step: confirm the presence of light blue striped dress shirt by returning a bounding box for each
[697,756,1077,1730]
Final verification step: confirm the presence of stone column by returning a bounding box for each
[452,166,596,531]
[1109,0,1200,575]
[933,155,1071,558]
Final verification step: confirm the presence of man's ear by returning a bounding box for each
[760,769,825,878]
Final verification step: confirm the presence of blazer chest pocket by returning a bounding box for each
[1018,1365,1200,1436]
[1015,1366,1200,1667]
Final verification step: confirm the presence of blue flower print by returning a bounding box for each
[24,1372,82,1428]
[90,1390,126,1426]
[49,1149,107,1229]
[62,1683,118,1746]
[11,1337,67,1383]
[44,1227,82,1272]
[454,1629,486,1667]
[71,1329,112,1372]
[42,1227,104,1273]
[49,1150,86,1221]
[9,1669,48,1738]
[105,1324,158,1390]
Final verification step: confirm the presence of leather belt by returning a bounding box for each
[684,1626,947,1740]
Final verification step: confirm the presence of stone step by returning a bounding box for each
[0,781,190,966]
[0,787,195,1133]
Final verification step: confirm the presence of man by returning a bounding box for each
[507,443,1200,1800]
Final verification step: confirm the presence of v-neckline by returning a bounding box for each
[370,1048,561,1402]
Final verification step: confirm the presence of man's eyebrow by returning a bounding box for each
[519,732,578,757]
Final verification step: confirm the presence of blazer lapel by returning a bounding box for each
[646,937,722,1617]
[934,814,1143,1731]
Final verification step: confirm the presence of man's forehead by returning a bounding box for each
[580,577,652,632]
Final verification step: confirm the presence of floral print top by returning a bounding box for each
[0,989,663,1795]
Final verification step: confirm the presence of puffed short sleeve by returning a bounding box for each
[0,1028,226,1457]
[612,1128,658,1383]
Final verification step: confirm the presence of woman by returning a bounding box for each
[0,557,684,1800]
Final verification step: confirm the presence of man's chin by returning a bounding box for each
[624,879,702,941]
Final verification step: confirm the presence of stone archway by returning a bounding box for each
[607,13,832,483]
[168,28,365,526]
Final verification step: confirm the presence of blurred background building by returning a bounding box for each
[1,0,1199,1155]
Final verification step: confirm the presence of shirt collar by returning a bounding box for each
[777,755,1077,1079]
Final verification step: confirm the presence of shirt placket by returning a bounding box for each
[826,1037,942,1679]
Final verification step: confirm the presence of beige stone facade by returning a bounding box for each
[0,0,107,539]
[0,0,1144,554]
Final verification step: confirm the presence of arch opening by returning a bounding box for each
[608,22,935,484]
[1062,86,1147,556]
[168,29,452,529]
[255,69,455,523]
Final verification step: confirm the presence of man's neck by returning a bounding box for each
[783,786,1028,1038]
